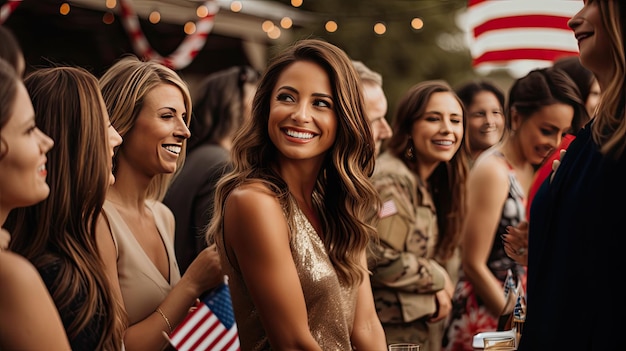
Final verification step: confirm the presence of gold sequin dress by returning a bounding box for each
[222,199,357,350]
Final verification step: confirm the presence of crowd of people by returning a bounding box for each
[1,0,624,349]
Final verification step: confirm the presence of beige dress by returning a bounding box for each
[221,199,358,351]
[102,199,181,325]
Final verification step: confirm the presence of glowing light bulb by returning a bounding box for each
[60,3,70,15]
[184,22,196,35]
[325,20,338,33]
[411,18,424,30]
[149,11,160,24]
[262,20,274,33]
[230,1,242,12]
[373,22,386,35]
[280,17,293,29]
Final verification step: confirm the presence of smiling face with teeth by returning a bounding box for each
[268,60,337,166]
[511,103,574,166]
[568,0,613,86]
[410,91,464,179]
[0,80,54,215]
[119,83,191,176]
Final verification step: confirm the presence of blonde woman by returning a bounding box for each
[98,56,222,351]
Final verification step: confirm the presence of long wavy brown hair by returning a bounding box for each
[588,0,626,159]
[7,66,126,350]
[385,80,470,262]
[207,38,380,286]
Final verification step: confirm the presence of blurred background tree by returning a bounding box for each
[271,0,507,121]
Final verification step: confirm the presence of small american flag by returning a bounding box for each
[169,281,240,351]
[379,199,398,218]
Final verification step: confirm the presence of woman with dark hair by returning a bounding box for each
[8,66,126,350]
[369,80,469,351]
[0,58,68,350]
[525,55,600,216]
[443,67,587,351]
[206,38,387,350]
[163,65,260,273]
[519,1,626,349]
[455,80,506,165]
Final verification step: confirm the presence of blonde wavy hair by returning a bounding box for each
[99,55,192,200]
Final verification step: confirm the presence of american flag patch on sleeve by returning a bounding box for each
[378,200,398,218]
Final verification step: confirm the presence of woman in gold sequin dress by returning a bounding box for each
[206,39,387,350]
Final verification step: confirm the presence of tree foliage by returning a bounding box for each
[273,0,479,121]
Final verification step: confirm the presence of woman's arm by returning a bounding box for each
[0,252,71,350]
[96,213,222,351]
[224,184,322,350]
[461,157,510,316]
[0,228,10,250]
[369,176,448,294]
[351,252,387,350]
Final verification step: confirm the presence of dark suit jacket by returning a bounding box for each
[163,144,231,273]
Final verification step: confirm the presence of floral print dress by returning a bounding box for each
[442,152,527,351]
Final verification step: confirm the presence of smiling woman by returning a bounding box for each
[443,67,587,351]
[206,38,387,350]
[97,55,223,351]
[368,80,469,351]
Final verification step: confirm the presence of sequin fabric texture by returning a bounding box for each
[224,198,357,350]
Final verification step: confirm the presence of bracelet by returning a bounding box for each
[155,307,172,334]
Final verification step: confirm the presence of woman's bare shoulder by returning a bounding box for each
[470,151,510,184]
[224,182,288,241]
[0,251,43,290]
[228,181,280,208]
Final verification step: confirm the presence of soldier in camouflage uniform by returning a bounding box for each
[368,80,469,351]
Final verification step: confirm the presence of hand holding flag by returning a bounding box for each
[169,278,240,351]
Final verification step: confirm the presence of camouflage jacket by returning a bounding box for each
[368,152,447,323]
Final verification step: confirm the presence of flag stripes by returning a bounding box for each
[463,0,583,77]
[169,282,240,351]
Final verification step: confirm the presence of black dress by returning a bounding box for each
[163,144,231,273]
[520,123,626,350]
[39,259,104,350]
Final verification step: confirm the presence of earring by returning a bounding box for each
[404,142,415,161]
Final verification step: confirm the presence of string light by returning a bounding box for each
[280,17,292,29]
[105,0,116,10]
[197,5,209,18]
[262,20,274,33]
[184,21,196,35]
[411,18,424,30]
[59,2,70,15]
[230,1,242,13]
[149,11,160,24]
[373,22,386,35]
[325,20,337,33]
[267,26,281,39]
[291,0,303,7]
[103,11,115,24]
